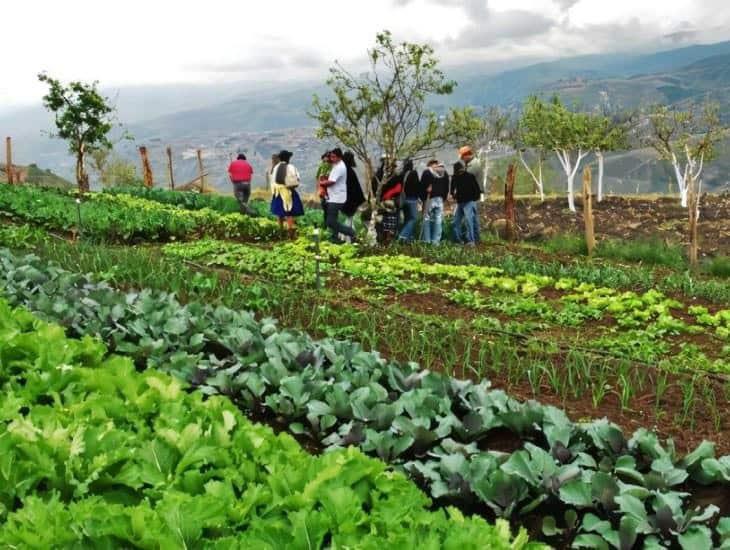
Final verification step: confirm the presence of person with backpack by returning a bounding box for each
[321,148,357,244]
[227,153,254,215]
[397,159,420,242]
[420,160,449,244]
[270,150,304,239]
[450,161,481,246]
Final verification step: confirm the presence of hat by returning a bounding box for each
[458,146,473,157]
[278,150,293,162]
[453,161,465,173]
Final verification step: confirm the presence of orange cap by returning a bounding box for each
[459,146,473,156]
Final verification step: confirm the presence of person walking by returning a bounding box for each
[270,150,304,239]
[450,161,481,246]
[420,160,449,244]
[228,153,254,215]
[321,148,356,244]
[342,151,365,229]
[397,160,420,242]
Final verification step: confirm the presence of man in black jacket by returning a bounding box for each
[419,160,449,244]
[450,161,481,245]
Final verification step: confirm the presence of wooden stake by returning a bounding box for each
[166,146,175,190]
[688,175,700,271]
[582,166,596,256]
[139,146,154,188]
[505,163,517,241]
[6,137,14,185]
[196,149,205,193]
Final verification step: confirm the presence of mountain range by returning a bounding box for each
[2,40,730,194]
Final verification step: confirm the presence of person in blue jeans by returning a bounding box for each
[397,160,420,242]
[450,161,481,245]
[420,160,449,244]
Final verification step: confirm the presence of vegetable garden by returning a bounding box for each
[2,185,730,549]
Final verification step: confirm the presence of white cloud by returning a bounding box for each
[2,0,730,111]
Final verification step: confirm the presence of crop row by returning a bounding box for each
[2,248,728,548]
[163,238,730,373]
[0,300,534,548]
[0,185,283,242]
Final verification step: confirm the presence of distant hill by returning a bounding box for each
[1,163,72,188]
[3,40,730,195]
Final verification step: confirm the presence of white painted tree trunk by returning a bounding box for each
[596,151,604,202]
[555,149,588,212]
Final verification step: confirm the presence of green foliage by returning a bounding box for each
[0,300,534,548]
[101,156,140,188]
[38,73,120,191]
[311,30,463,196]
[0,185,283,242]
[2,247,729,548]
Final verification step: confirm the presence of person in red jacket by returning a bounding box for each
[228,154,254,215]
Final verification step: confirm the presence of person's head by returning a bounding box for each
[402,159,414,172]
[343,151,356,168]
[278,150,293,163]
[453,161,465,175]
[459,146,474,163]
[271,153,279,165]
[427,159,438,169]
[236,153,246,161]
[330,147,343,162]
[321,150,331,161]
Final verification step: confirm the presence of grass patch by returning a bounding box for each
[703,255,730,278]
[596,238,687,268]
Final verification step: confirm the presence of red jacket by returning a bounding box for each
[228,159,253,183]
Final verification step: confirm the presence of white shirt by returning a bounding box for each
[327,160,347,203]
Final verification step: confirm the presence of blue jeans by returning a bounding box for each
[421,197,444,244]
[398,198,419,242]
[453,201,479,244]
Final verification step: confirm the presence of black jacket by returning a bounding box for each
[451,171,481,204]
[402,170,420,199]
[420,169,449,201]
[342,166,366,216]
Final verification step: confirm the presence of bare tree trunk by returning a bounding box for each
[76,144,89,193]
[166,147,175,190]
[567,172,576,212]
[5,137,13,185]
[505,163,517,242]
[518,150,544,201]
[196,149,205,193]
[688,175,700,271]
[583,167,596,256]
[139,146,154,188]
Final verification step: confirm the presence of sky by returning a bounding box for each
[2,0,729,111]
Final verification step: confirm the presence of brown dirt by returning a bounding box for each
[480,194,730,256]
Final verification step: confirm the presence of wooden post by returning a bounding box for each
[6,137,14,184]
[582,166,596,256]
[139,146,154,188]
[688,175,700,271]
[166,146,175,190]
[504,163,517,241]
[196,149,205,193]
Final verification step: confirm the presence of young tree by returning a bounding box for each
[590,112,630,202]
[642,103,722,208]
[520,96,594,212]
[310,31,470,239]
[444,106,511,198]
[38,73,117,193]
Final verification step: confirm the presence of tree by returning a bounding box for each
[310,30,470,239]
[445,106,512,198]
[520,96,595,212]
[589,111,630,202]
[100,156,139,188]
[642,103,722,208]
[38,73,118,193]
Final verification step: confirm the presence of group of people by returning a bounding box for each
[226,145,485,245]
